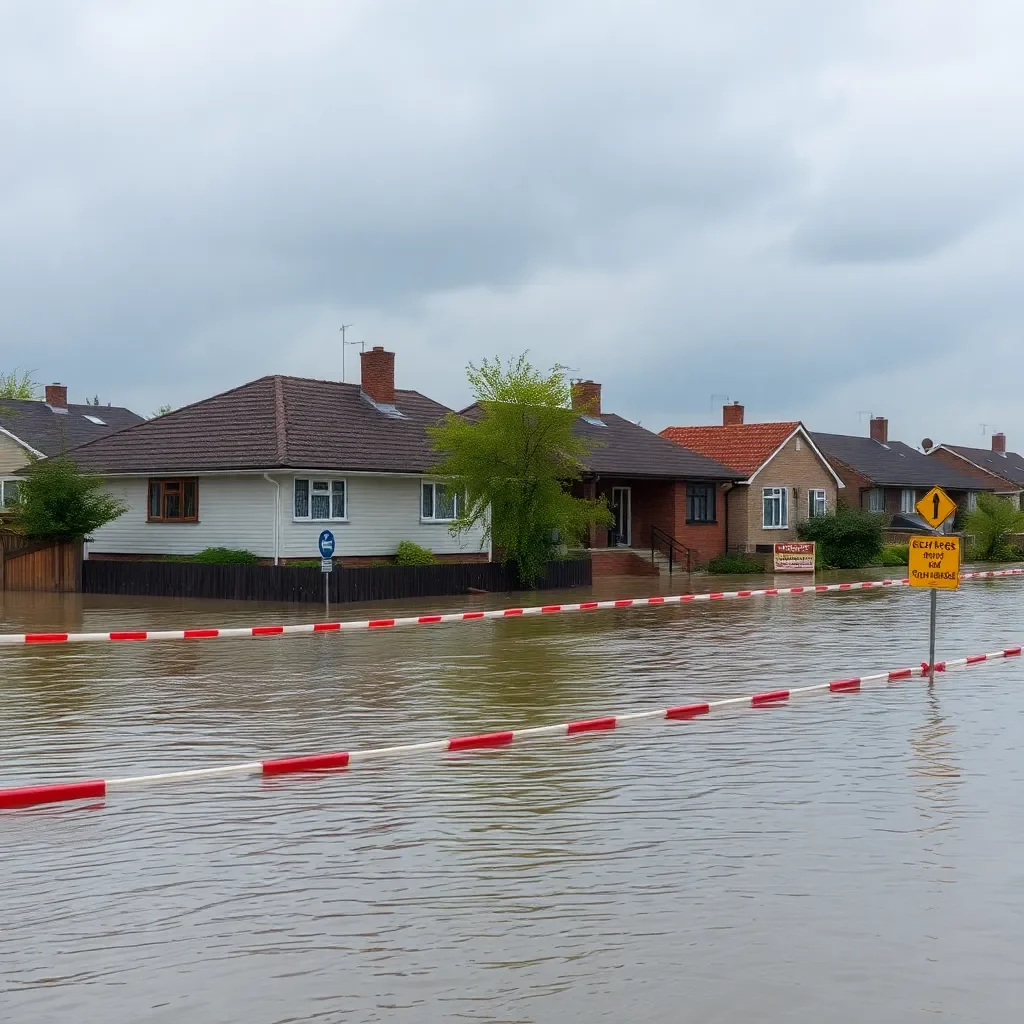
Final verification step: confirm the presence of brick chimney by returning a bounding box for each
[992,432,1006,453]
[870,416,888,444]
[45,383,68,409]
[360,346,395,405]
[571,380,602,415]
[723,402,744,426]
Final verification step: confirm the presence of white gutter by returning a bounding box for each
[263,473,281,565]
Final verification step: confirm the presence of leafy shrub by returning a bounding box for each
[965,493,1024,560]
[192,547,259,565]
[876,543,909,567]
[394,540,435,566]
[797,506,885,569]
[10,456,127,540]
[707,553,763,574]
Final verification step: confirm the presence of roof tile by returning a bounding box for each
[659,422,800,477]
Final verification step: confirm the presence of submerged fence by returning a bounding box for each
[81,557,591,604]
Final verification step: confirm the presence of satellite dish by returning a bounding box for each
[921,438,934,451]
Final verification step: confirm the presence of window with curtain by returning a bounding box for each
[147,479,199,522]
[293,478,346,521]
[901,488,916,513]
[868,488,885,513]
[808,488,827,518]
[686,484,716,523]
[0,479,20,507]
[421,481,459,521]
[762,486,788,528]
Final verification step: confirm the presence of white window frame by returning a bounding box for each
[868,487,885,513]
[292,477,348,522]
[421,480,460,523]
[900,488,916,514]
[967,491,978,511]
[808,488,827,518]
[1,477,21,508]
[762,486,789,529]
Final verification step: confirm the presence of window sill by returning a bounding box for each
[685,519,718,526]
[293,518,350,524]
[761,524,791,531]
[421,519,457,525]
[147,519,200,525]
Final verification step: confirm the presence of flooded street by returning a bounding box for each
[3,571,1024,1023]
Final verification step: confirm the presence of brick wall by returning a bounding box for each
[589,549,659,576]
[739,434,839,550]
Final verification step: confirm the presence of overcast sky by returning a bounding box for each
[3,1,1022,447]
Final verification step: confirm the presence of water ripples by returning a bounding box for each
[2,574,1024,1022]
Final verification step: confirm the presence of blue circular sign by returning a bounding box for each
[318,530,335,559]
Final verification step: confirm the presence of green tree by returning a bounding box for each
[429,354,611,584]
[0,369,39,399]
[965,493,1024,560]
[9,456,127,540]
[151,404,173,418]
[797,505,886,568]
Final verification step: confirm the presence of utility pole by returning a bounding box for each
[339,324,354,381]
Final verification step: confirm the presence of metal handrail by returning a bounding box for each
[650,525,693,574]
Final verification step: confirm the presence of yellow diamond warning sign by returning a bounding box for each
[908,535,960,590]
[916,486,957,529]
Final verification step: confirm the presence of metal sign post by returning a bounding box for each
[318,530,336,621]
[908,487,960,684]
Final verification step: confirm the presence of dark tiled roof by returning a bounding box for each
[65,376,454,474]
[580,413,737,479]
[812,432,990,490]
[939,445,1024,487]
[460,403,738,480]
[0,399,143,457]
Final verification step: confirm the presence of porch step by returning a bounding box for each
[632,547,687,575]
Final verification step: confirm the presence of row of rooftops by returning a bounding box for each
[2,351,1022,493]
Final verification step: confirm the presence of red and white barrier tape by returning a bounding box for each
[1,568,1022,647]
[2,643,1020,811]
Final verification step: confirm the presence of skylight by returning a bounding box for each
[581,415,606,427]
[83,414,106,425]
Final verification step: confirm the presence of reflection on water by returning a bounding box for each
[3,573,1024,1023]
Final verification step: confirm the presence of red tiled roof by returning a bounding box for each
[659,422,801,478]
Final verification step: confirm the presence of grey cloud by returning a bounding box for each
[1,1,1023,448]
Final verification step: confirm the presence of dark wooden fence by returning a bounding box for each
[0,531,83,592]
[82,557,591,604]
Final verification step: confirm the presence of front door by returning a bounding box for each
[611,486,631,547]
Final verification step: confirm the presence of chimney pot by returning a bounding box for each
[869,416,888,444]
[45,383,68,409]
[723,402,744,426]
[992,432,1006,453]
[360,347,395,404]
[571,380,602,415]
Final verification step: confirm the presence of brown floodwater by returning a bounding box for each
[2,569,1024,1023]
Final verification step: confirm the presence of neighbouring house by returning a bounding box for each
[0,384,142,508]
[660,402,843,554]
[812,417,992,531]
[928,433,1024,510]
[60,348,489,565]
[566,383,740,569]
[465,380,737,571]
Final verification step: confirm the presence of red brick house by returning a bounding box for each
[567,382,739,569]
[660,403,843,553]
[812,417,992,530]
[928,434,1024,510]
